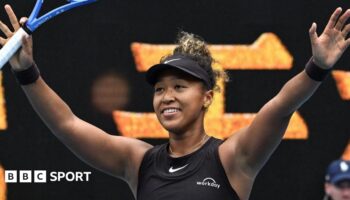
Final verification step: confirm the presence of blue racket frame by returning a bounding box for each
[0,0,97,69]
[26,0,96,32]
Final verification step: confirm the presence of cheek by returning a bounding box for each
[153,95,164,114]
[152,96,158,110]
[184,94,204,110]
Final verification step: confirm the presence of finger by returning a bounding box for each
[335,9,350,30]
[21,35,33,53]
[325,7,342,30]
[19,17,28,26]
[343,24,350,38]
[309,22,318,45]
[344,38,350,50]
[0,37,6,46]
[0,20,13,37]
[4,4,20,31]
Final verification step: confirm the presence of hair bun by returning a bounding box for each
[174,31,212,67]
[160,31,229,92]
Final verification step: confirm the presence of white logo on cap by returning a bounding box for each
[164,58,182,64]
[340,161,349,172]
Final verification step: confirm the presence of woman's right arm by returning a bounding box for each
[21,77,152,181]
[0,4,152,192]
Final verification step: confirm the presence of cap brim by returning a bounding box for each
[146,63,204,85]
[330,174,350,184]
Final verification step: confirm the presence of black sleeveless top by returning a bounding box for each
[137,137,240,200]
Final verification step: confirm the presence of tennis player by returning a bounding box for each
[1,4,350,200]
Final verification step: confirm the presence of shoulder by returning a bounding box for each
[120,137,153,195]
[139,142,167,168]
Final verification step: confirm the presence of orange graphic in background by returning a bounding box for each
[0,165,6,200]
[0,73,6,130]
[113,33,308,139]
[342,142,350,160]
[333,70,350,100]
[332,71,350,159]
[132,33,293,71]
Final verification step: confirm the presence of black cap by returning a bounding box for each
[146,54,212,89]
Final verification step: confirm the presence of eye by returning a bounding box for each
[154,87,164,93]
[174,84,186,90]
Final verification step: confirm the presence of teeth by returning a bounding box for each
[163,108,179,113]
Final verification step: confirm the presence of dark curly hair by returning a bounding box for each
[160,31,228,92]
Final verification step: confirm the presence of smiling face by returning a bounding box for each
[153,68,213,135]
[326,181,350,200]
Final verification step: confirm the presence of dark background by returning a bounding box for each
[0,0,350,199]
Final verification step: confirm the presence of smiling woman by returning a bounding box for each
[136,32,241,200]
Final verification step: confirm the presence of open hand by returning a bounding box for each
[309,8,350,69]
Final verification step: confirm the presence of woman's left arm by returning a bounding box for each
[221,8,350,179]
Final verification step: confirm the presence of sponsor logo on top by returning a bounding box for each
[196,177,220,189]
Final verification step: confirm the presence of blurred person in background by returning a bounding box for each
[324,160,350,200]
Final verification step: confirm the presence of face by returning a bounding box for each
[153,69,213,134]
[326,181,350,200]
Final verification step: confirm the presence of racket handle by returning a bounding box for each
[0,28,29,69]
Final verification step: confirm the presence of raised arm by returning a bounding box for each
[0,5,152,195]
[219,7,350,199]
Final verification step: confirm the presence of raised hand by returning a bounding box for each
[0,5,33,71]
[309,8,350,69]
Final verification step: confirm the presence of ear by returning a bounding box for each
[325,183,332,196]
[203,90,214,108]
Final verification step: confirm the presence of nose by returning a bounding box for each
[161,88,175,104]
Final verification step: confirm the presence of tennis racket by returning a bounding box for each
[0,0,96,69]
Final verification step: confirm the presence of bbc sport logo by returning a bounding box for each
[4,170,92,183]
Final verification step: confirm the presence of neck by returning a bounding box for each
[168,128,209,157]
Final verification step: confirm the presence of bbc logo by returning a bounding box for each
[5,170,47,183]
[5,170,91,183]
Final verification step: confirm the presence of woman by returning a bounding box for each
[0,4,349,200]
